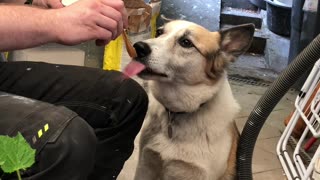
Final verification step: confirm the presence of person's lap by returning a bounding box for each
[0,61,148,180]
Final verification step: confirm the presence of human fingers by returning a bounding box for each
[101,0,128,28]
[94,14,120,43]
[95,12,121,40]
[32,0,64,8]
[100,5,123,40]
[122,6,128,29]
[49,0,64,8]
[95,28,113,46]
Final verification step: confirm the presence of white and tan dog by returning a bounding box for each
[132,20,254,180]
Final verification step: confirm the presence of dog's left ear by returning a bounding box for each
[205,24,255,79]
[219,24,255,61]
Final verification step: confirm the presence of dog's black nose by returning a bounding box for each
[133,41,151,58]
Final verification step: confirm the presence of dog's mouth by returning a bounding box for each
[139,67,168,78]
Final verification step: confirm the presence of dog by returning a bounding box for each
[132,20,254,180]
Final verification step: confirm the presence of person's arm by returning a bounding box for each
[0,0,25,4]
[0,5,58,51]
[0,0,63,8]
[0,0,127,51]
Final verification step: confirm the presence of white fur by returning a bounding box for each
[135,75,240,180]
[132,20,251,180]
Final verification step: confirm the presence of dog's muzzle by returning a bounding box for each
[133,41,152,58]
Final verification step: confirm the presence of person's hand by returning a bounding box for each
[32,0,64,8]
[50,0,128,46]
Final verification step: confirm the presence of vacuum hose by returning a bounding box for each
[237,34,320,179]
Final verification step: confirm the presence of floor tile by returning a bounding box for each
[235,117,281,139]
[256,137,280,155]
[253,168,287,180]
[258,123,282,140]
[235,117,248,133]
[252,147,282,173]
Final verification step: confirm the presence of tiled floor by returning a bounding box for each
[117,78,298,180]
[225,80,296,179]
[232,80,296,180]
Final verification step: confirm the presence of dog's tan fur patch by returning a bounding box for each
[131,20,254,180]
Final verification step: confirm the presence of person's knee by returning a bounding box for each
[116,78,149,123]
[35,117,97,179]
[58,117,97,166]
[111,71,148,107]
[125,79,149,110]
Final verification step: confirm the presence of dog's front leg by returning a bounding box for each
[162,160,207,180]
[219,174,236,180]
[134,148,162,180]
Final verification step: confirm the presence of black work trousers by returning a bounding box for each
[0,61,148,180]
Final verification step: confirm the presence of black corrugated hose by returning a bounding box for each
[237,34,320,180]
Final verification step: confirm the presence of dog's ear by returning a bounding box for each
[219,24,255,61]
[205,24,254,79]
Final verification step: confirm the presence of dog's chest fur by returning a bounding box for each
[138,77,240,179]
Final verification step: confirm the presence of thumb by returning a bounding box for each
[49,0,64,8]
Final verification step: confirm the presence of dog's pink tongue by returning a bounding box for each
[123,61,146,78]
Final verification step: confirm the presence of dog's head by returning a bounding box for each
[133,20,254,85]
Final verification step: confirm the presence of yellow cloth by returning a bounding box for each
[103,36,123,71]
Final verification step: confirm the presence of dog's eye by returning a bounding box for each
[179,38,194,48]
[155,29,164,38]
